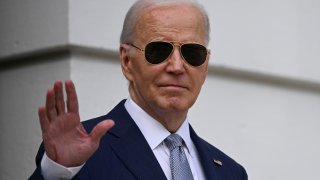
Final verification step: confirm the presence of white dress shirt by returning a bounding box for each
[41,97,206,180]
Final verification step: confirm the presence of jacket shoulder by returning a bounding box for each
[82,99,127,133]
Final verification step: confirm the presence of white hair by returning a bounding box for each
[120,0,210,45]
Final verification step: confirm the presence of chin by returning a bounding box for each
[161,97,193,112]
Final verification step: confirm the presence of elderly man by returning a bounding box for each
[30,0,247,179]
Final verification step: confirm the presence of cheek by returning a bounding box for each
[193,68,207,84]
[129,59,145,82]
[131,65,156,91]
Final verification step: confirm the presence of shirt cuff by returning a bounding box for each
[41,153,85,180]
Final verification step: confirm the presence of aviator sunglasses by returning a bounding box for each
[127,41,210,67]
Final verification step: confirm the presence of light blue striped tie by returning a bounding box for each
[164,134,194,180]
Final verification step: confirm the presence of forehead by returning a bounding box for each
[135,4,206,43]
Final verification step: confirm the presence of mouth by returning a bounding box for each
[158,84,188,90]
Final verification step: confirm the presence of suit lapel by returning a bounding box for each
[107,101,167,180]
[190,126,221,180]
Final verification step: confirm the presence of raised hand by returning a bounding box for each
[38,80,114,167]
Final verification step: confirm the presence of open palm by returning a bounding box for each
[38,80,114,167]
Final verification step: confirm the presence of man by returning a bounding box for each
[30,0,247,179]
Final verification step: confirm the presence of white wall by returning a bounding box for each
[69,50,128,120]
[68,0,132,51]
[0,53,71,179]
[0,0,68,58]
[202,0,320,83]
[1,0,320,179]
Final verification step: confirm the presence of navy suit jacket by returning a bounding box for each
[30,100,247,180]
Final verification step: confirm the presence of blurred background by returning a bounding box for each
[1,0,319,179]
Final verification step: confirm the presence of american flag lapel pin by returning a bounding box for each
[213,159,223,166]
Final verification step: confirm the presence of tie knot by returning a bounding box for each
[164,134,184,151]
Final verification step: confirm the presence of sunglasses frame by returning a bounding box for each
[126,40,210,67]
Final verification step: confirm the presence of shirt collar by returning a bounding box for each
[124,97,194,155]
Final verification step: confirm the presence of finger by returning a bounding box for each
[38,106,50,133]
[39,106,57,162]
[65,80,79,114]
[54,81,65,115]
[90,120,115,143]
[45,88,57,121]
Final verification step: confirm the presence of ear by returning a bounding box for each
[120,44,134,82]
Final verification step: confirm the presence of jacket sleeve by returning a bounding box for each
[28,143,45,180]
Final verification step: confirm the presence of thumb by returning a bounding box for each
[90,119,115,143]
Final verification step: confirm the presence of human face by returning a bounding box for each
[121,5,209,121]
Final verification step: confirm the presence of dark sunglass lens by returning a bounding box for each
[181,44,207,66]
[145,42,173,64]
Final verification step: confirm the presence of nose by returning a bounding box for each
[165,46,186,74]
